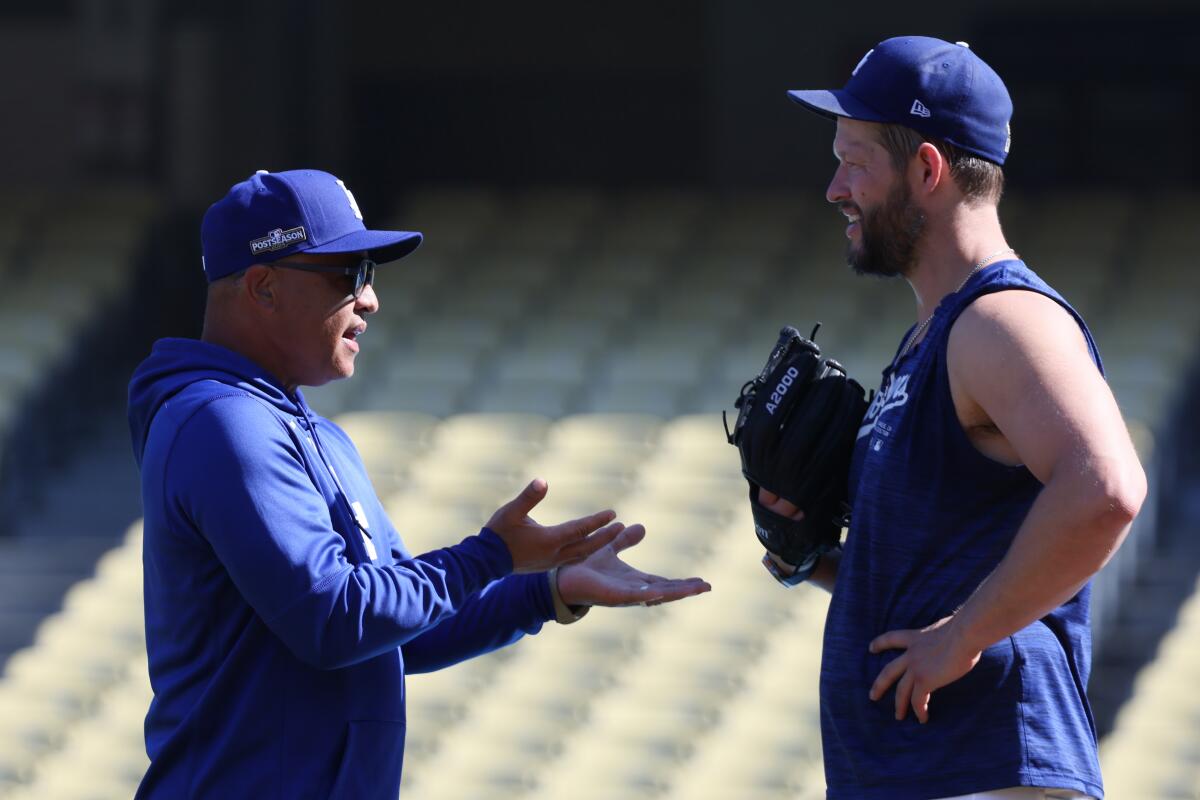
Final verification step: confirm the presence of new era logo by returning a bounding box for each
[250,226,307,255]
[910,99,931,118]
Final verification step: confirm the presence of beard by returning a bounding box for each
[846,179,926,278]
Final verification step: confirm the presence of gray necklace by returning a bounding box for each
[898,246,1016,359]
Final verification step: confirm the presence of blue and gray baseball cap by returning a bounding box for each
[788,36,1013,165]
[200,169,423,282]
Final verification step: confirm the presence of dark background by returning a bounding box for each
[2,0,1197,214]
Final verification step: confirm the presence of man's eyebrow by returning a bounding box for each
[833,140,861,161]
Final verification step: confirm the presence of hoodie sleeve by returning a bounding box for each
[168,395,514,669]
[401,573,555,674]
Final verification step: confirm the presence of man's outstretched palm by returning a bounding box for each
[557,525,711,607]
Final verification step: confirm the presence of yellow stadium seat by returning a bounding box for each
[473,381,578,418]
[432,413,552,451]
[329,410,437,492]
[578,381,685,417]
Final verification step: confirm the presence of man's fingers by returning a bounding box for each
[647,578,711,603]
[610,524,646,553]
[914,689,931,724]
[869,629,913,654]
[758,487,803,520]
[503,478,549,520]
[549,508,618,544]
[555,521,624,564]
[759,488,781,505]
[894,672,914,721]
[616,577,711,607]
[869,655,906,701]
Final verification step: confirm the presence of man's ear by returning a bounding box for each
[913,141,948,197]
[242,265,277,310]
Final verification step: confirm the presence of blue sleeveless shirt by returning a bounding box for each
[821,260,1105,799]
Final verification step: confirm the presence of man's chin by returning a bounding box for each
[305,367,354,389]
[846,249,884,278]
[846,246,905,278]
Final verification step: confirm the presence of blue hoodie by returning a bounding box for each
[128,338,555,799]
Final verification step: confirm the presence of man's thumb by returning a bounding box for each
[505,478,548,518]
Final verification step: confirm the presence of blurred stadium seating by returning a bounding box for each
[0,187,157,523]
[1100,573,1200,799]
[0,186,1196,799]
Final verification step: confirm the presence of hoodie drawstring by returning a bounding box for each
[294,393,374,546]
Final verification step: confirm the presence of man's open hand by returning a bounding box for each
[556,525,711,607]
[486,479,624,573]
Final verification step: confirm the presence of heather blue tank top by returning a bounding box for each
[821,260,1105,800]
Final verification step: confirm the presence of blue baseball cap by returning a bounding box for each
[200,169,423,282]
[788,36,1013,165]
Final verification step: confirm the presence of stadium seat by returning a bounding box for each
[492,347,596,384]
[431,412,552,450]
[330,411,437,492]
[472,382,579,418]
[8,184,1200,800]
[547,413,663,450]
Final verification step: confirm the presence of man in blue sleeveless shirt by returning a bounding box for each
[759,38,1146,799]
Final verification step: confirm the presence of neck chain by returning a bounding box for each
[898,246,1015,359]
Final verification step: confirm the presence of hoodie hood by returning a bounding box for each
[128,338,305,465]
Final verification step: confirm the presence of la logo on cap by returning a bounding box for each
[335,179,364,221]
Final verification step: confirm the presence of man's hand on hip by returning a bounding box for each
[867,616,983,724]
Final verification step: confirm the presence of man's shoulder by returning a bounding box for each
[950,288,1087,363]
[312,414,357,452]
[160,382,292,450]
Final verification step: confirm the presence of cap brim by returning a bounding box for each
[305,228,423,265]
[787,89,890,123]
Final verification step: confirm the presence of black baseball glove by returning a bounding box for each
[725,324,868,571]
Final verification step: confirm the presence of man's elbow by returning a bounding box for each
[299,631,399,671]
[1093,456,1147,531]
[276,629,356,671]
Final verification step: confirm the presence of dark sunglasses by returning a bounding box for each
[269,257,376,298]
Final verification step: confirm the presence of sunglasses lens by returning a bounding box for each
[366,262,375,288]
[354,260,374,297]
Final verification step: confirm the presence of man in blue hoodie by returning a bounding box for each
[127,169,710,799]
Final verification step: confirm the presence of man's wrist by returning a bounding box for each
[548,566,590,624]
[762,550,819,587]
[943,604,991,657]
[766,551,797,573]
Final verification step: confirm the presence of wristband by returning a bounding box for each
[548,566,590,624]
[762,550,819,587]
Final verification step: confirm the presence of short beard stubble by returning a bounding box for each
[847,178,926,278]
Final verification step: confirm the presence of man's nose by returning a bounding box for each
[826,164,850,205]
[356,282,380,315]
